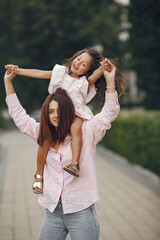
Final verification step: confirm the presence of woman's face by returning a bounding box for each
[71,52,92,78]
[49,100,59,128]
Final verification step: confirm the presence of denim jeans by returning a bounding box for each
[38,201,99,240]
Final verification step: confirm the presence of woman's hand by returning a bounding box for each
[101,58,116,80]
[4,70,16,83]
[4,70,16,96]
[5,64,19,75]
[101,58,116,93]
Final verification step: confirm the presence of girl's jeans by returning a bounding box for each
[38,201,99,240]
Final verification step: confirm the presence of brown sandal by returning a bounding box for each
[63,162,80,177]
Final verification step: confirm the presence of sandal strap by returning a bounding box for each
[63,165,79,177]
[32,181,43,189]
[65,163,80,173]
[73,162,80,170]
[66,164,76,172]
[34,174,43,179]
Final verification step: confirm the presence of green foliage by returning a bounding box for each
[98,110,160,176]
[128,0,160,109]
[0,0,123,112]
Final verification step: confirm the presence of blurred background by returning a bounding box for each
[0,0,160,176]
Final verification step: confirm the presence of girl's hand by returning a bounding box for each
[5,64,19,75]
[101,59,112,72]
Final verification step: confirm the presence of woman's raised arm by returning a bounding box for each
[84,59,120,145]
[4,71,16,96]
[4,71,39,142]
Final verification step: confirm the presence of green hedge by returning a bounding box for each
[97,110,160,176]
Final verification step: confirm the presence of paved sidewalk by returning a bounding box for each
[0,129,160,240]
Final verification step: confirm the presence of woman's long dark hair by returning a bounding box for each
[38,88,75,146]
[63,47,126,97]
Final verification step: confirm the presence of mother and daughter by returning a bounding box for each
[6,47,125,195]
[4,47,125,239]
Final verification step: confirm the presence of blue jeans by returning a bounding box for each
[38,201,99,240]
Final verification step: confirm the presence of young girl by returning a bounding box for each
[6,47,126,194]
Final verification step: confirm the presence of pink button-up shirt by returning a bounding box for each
[6,92,120,214]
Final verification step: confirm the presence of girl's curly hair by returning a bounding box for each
[64,47,126,97]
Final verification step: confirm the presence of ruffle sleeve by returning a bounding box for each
[48,64,66,94]
[86,84,97,104]
[77,76,96,104]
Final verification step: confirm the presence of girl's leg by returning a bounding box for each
[71,117,83,166]
[63,117,83,177]
[33,140,50,194]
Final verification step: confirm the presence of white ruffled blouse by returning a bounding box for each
[48,64,97,120]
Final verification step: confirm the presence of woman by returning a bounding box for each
[4,59,120,240]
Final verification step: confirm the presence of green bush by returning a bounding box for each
[97,110,160,176]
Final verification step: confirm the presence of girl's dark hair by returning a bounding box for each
[63,47,126,97]
[38,88,75,146]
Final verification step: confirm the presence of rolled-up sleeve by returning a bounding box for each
[84,91,120,145]
[6,94,39,142]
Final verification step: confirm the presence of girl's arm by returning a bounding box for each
[87,66,103,90]
[87,59,113,91]
[17,68,52,79]
[5,64,52,79]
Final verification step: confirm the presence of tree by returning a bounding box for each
[128,0,160,109]
[0,0,123,111]
[0,0,18,109]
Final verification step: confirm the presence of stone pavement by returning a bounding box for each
[0,129,160,240]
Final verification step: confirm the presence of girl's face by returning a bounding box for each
[49,100,59,128]
[70,52,92,78]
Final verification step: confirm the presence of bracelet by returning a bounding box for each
[106,86,115,89]
[34,174,43,179]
